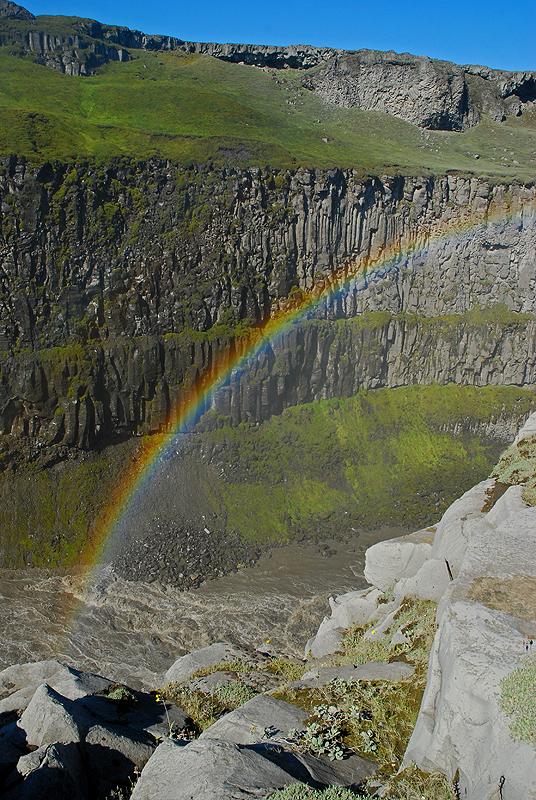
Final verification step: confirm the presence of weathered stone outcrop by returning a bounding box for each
[303,52,478,131]
[0,651,379,799]
[0,0,33,21]
[402,463,536,798]
[0,3,129,75]
[302,51,536,129]
[0,659,193,798]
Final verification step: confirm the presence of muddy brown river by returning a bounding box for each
[0,528,407,689]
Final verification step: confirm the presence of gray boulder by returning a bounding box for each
[364,529,434,591]
[82,723,155,798]
[296,661,414,688]
[130,736,376,800]
[188,669,239,694]
[15,683,93,748]
[199,694,308,744]
[304,626,346,659]
[405,491,536,799]
[393,558,451,604]
[251,741,376,789]
[2,742,87,800]
[164,643,248,685]
[304,588,384,658]
[0,661,112,714]
[130,737,295,800]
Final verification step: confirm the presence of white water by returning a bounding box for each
[1,528,405,689]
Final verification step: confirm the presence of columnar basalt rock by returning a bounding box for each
[0,159,535,452]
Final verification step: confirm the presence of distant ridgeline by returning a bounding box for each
[0,1,536,570]
[0,0,535,127]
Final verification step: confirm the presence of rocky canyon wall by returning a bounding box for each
[1,158,536,460]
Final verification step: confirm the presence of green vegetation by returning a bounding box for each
[268,773,456,800]
[0,438,138,569]
[157,593,454,795]
[160,681,258,733]
[0,34,535,177]
[338,596,438,669]
[265,595,455,797]
[490,433,536,506]
[273,597,437,767]
[268,788,360,800]
[0,381,532,569]
[206,383,536,541]
[500,654,536,748]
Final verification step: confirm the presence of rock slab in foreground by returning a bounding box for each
[130,736,376,800]
[164,643,249,685]
[130,738,296,800]
[199,694,309,744]
[405,484,536,800]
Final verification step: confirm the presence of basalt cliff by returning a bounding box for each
[1,161,535,452]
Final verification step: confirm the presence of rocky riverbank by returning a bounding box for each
[1,416,535,799]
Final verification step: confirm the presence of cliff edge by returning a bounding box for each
[309,414,536,799]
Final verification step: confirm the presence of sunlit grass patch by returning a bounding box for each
[499,654,536,748]
[489,433,536,507]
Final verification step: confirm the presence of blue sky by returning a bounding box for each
[27,0,535,72]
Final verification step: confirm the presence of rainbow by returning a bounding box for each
[77,193,536,583]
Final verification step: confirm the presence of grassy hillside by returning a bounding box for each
[204,383,536,543]
[0,383,533,570]
[0,31,536,177]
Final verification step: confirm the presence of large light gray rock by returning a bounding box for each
[304,588,383,657]
[405,495,536,800]
[0,660,112,714]
[304,624,345,659]
[393,558,451,603]
[84,723,155,766]
[2,742,88,800]
[83,723,155,798]
[252,743,376,790]
[15,684,92,748]
[129,737,296,800]
[297,661,414,688]
[199,694,308,744]
[130,736,377,800]
[164,643,248,685]
[364,529,434,591]
[429,479,493,575]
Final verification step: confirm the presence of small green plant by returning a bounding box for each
[302,703,345,761]
[159,684,225,732]
[268,784,360,799]
[265,657,305,682]
[105,684,137,705]
[213,681,257,707]
[160,679,257,733]
[499,654,536,747]
[359,728,378,753]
